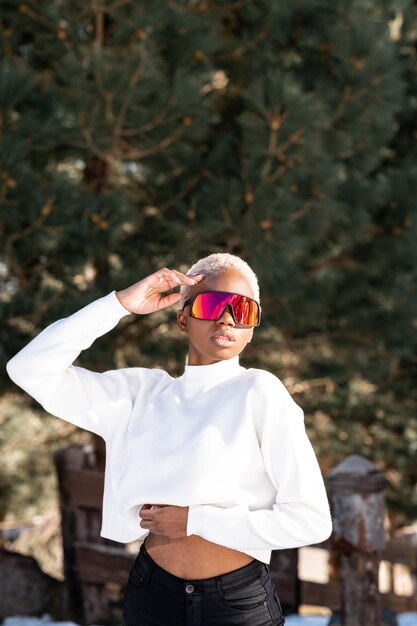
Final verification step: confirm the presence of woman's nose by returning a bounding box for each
[216,305,235,325]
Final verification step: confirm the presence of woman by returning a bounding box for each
[6,252,332,626]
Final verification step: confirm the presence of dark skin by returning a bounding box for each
[117,267,256,539]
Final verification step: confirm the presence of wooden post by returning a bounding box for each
[53,444,93,623]
[326,455,388,626]
[53,444,130,624]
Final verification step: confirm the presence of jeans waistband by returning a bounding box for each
[137,538,267,593]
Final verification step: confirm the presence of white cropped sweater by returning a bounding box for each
[6,290,332,565]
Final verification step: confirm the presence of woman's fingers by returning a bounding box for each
[154,268,204,285]
[149,269,205,310]
[149,269,180,287]
[116,268,205,315]
[171,269,204,285]
[149,269,184,290]
[139,504,152,519]
[139,503,166,516]
[149,268,203,294]
[156,292,183,309]
[138,505,189,538]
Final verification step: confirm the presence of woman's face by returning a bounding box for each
[177,268,256,366]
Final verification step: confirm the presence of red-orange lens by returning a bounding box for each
[190,292,260,326]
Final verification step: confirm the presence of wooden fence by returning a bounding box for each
[269,537,417,614]
[53,444,417,625]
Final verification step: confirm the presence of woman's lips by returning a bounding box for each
[211,331,236,347]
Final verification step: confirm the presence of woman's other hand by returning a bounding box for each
[139,503,189,539]
[116,268,203,315]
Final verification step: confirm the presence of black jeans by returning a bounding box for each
[122,539,285,626]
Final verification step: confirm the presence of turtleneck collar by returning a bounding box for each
[180,355,243,386]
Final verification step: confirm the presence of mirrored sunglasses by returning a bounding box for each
[182,290,261,327]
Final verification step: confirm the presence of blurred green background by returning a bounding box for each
[1,0,416,579]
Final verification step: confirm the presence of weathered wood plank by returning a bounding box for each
[381,536,417,567]
[380,592,417,612]
[74,541,135,585]
[301,580,340,607]
[59,467,104,509]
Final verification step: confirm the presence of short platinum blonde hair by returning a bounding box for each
[178,252,260,309]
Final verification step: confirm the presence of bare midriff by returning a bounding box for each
[145,532,255,580]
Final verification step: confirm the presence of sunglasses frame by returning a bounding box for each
[181,289,262,327]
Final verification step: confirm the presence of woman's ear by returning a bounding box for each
[177,310,187,332]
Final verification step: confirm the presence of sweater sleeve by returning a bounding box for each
[186,372,333,550]
[6,290,137,440]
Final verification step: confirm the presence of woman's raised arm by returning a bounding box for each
[6,269,203,440]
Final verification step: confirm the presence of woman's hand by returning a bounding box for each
[116,268,203,315]
[139,504,190,539]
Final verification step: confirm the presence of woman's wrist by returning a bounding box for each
[115,290,133,313]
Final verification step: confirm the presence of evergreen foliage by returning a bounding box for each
[1,0,416,528]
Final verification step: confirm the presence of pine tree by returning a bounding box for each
[1,0,416,526]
